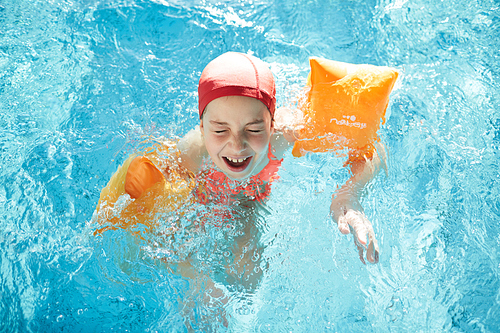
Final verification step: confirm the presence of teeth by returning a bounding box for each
[227,157,247,163]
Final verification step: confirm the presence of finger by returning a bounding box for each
[351,217,368,246]
[366,231,379,264]
[356,229,368,246]
[366,240,377,264]
[355,239,366,265]
[337,215,351,235]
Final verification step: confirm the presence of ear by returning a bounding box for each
[199,119,204,136]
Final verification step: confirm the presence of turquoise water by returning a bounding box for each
[1,0,500,331]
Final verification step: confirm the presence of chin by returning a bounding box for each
[225,170,251,181]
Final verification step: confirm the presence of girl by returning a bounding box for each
[122,51,381,264]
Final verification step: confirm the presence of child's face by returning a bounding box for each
[200,95,274,180]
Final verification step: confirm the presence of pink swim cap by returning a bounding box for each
[198,52,276,118]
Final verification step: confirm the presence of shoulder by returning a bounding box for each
[177,125,207,173]
[271,106,305,157]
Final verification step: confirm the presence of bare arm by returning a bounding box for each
[330,142,386,264]
[274,106,385,264]
[123,126,207,199]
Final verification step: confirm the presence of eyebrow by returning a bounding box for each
[209,119,265,126]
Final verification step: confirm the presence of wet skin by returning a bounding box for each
[200,95,274,180]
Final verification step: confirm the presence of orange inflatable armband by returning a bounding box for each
[93,142,195,235]
[292,57,398,158]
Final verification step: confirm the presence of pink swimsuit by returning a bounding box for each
[194,145,282,205]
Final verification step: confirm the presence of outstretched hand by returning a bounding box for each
[330,194,379,264]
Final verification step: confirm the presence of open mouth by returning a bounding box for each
[222,156,252,172]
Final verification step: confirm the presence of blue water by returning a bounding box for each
[1,0,500,331]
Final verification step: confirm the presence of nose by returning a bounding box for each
[229,131,247,152]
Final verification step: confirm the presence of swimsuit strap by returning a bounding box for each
[254,143,282,183]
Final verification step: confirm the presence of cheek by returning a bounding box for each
[250,133,271,153]
[204,133,224,155]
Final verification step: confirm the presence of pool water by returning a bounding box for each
[1,0,500,331]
